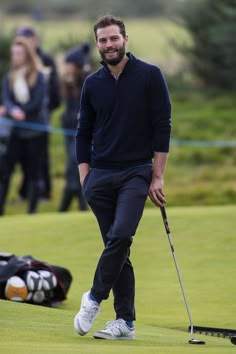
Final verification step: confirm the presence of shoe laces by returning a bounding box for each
[106,319,127,333]
[81,303,100,323]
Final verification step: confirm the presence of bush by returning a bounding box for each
[181,0,236,90]
[0,31,12,101]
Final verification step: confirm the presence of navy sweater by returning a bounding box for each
[76,53,171,169]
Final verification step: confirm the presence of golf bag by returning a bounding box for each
[0,252,73,306]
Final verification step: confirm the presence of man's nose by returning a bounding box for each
[106,40,113,48]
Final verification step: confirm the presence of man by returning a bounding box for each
[15,26,61,200]
[74,15,171,340]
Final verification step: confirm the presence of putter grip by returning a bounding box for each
[160,206,171,234]
[160,206,167,220]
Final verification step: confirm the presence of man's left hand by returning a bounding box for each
[149,176,166,207]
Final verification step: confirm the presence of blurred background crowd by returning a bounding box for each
[0,27,90,215]
[0,0,235,216]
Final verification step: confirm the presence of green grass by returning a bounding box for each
[0,206,236,353]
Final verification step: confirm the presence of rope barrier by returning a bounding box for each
[171,139,236,148]
[0,116,75,137]
[1,116,236,147]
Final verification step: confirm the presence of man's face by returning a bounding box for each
[96,25,128,66]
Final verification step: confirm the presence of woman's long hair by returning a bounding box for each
[9,36,40,88]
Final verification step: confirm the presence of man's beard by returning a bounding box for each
[99,42,126,66]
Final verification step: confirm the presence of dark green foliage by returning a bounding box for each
[181,0,236,89]
[2,0,180,18]
[52,34,98,71]
[0,31,12,101]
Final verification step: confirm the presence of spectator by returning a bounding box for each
[15,26,61,200]
[58,44,91,212]
[0,37,48,215]
[0,106,10,176]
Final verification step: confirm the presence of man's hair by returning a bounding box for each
[93,15,126,39]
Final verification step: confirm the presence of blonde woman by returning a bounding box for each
[0,37,48,215]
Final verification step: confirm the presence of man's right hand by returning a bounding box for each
[78,163,90,186]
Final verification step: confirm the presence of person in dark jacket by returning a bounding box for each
[0,37,48,215]
[58,44,91,212]
[15,26,61,200]
[74,15,171,340]
[0,105,8,172]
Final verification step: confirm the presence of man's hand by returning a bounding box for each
[78,163,90,186]
[149,152,169,207]
[149,176,166,207]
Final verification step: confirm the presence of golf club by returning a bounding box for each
[190,325,236,345]
[160,206,206,345]
[231,337,236,345]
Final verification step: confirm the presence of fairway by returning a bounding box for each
[0,206,235,353]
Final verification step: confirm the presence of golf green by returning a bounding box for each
[0,206,235,353]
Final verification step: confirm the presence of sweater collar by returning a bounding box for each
[100,52,136,76]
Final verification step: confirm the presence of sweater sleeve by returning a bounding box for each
[76,79,96,164]
[149,67,171,153]
[2,75,18,114]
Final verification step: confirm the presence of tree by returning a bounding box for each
[0,32,11,102]
[181,0,236,89]
[2,0,178,18]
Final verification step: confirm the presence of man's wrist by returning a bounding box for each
[152,174,163,179]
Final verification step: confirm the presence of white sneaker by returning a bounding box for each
[93,319,135,340]
[74,291,100,336]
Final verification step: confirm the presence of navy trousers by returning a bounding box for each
[83,165,152,321]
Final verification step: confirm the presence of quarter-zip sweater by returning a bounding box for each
[76,52,171,169]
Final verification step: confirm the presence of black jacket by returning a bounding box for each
[2,71,48,139]
[37,47,61,112]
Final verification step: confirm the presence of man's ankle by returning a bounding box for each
[89,292,100,304]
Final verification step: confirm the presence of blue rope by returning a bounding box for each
[171,139,236,148]
[0,116,75,137]
[1,116,236,147]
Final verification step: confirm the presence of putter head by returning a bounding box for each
[231,336,236,345]
[188,338,206,345]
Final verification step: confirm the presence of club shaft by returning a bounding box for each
[166,231,194,337]
[160,207,194,338]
